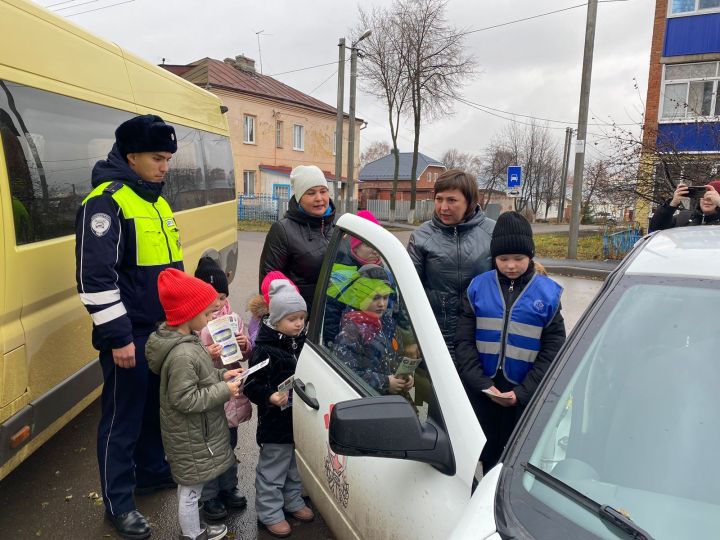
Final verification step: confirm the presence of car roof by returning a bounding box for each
[625,226,720,279]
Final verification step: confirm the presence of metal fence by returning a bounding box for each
[602,224,641,259]
[237,194,289,222]
[237,194,433,223]
[366,199,434,222]
[237,194,357,222]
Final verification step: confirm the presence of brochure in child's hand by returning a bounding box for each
[278,375,295,411]
[231,359,269,383]
[207,315,243,365]
[395,357,421,378]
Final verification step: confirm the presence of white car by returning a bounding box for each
[292,214,720,540]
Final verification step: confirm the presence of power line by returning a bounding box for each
[308,70,338,96]
[268,61,342,78]
[45,0,82,8]
[53,0,103,12]
[63,0,135,17]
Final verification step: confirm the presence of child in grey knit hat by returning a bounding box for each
[243,272,314,537]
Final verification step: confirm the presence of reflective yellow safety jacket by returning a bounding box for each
[76,179,183,350]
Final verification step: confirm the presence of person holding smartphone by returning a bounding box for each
[649,179,720,232]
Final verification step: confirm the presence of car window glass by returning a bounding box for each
[314,232,443,426]
[518,282,720,540]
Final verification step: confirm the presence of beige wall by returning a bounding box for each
[213,89,361,196]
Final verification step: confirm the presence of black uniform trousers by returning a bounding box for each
[96,332,170,516]
[473,390,523,475]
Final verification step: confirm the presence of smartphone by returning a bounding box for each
[685,186,708,198]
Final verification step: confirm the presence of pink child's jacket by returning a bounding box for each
[199,301,252,427]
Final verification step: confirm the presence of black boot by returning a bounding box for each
[201,497,228,520]
[106,510,151,539]
[218,488,247,509]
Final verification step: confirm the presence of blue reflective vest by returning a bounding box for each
[467,271,563,385]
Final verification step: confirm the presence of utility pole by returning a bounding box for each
[345,30,371,213]
[557,127,572,224]
[334,38,346,204]
[568,0,598,259]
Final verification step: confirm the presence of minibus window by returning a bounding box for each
[0,81,235,244]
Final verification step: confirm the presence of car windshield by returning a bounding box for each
[508,279,720,540]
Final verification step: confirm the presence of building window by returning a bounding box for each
[243,115,255,144]
[243,170,256,195]
[670,0,720,15]
[275,120,283,148]
[661,61,720,120]
[293,124,305,151]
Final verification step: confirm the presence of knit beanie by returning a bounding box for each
[264,274,307,326]
[194,256,229,296]
[115,115,177,159]
[348,264,394,311]
[350,210,381,251]
[261,270,299,305]
[158,268,219,326]
[290,165,328,201]
[490,211,535,258]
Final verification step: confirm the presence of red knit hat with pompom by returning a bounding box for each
[261,270,299,305]
[158,268,219,326]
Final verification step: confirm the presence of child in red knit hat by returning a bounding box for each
[146,268,244,540]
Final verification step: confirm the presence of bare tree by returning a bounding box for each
[354,6,410,221]
[397,0,476,222]
[360,140,391,168]
[440,148,482,178]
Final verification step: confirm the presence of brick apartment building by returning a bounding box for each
[637,0,720,226]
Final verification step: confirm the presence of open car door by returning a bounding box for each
[293,213,485,540]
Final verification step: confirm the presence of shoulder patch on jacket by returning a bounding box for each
[103,181,124,195]
[90,213,112,237]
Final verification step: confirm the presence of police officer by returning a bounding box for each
[75,115,182,539]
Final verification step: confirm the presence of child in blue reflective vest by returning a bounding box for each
[454,211,566,474]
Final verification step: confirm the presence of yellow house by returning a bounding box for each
[163,55,361,200]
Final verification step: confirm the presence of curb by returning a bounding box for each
[541,264,610,280]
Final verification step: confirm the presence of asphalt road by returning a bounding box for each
[0,230,602,540]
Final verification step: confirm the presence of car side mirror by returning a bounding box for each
[329,395,455,475]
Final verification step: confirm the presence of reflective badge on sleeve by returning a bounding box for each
[90,213,112,237]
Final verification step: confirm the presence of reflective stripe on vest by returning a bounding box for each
[83,181,183,266]
[467,270,562,385]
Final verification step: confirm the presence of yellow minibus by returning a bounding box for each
[0,0,238,480]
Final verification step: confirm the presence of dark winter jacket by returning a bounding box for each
[146,325,235,486]
[333,310,399,394]
[454,263,566,408]
[75,145,183,350]
[244,320,306,445]
[407,206,495,357]
[649,200,720,232]
[259,197,337,313]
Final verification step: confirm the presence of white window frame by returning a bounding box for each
[668,0,720,17]
[293,124,305,151]
[659,61,720,122]
[276,120,283,148]
[243,114,256,144]
[243,170,256,195]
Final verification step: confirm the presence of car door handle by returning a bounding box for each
[293,379,319,410]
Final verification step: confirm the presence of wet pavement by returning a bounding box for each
[0,230,601,539]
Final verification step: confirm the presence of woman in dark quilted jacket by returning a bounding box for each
[407,169,495,359]
[259,165,336,314]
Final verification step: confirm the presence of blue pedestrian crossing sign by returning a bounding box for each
[507,166,522,188]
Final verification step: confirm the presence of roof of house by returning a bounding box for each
[164,58,342,117]
[359,152,445,182]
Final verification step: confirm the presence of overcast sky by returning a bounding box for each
[33,0,655,161]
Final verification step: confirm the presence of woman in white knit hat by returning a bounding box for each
[259,165,336,314]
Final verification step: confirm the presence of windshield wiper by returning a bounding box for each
[522,462,655,540]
